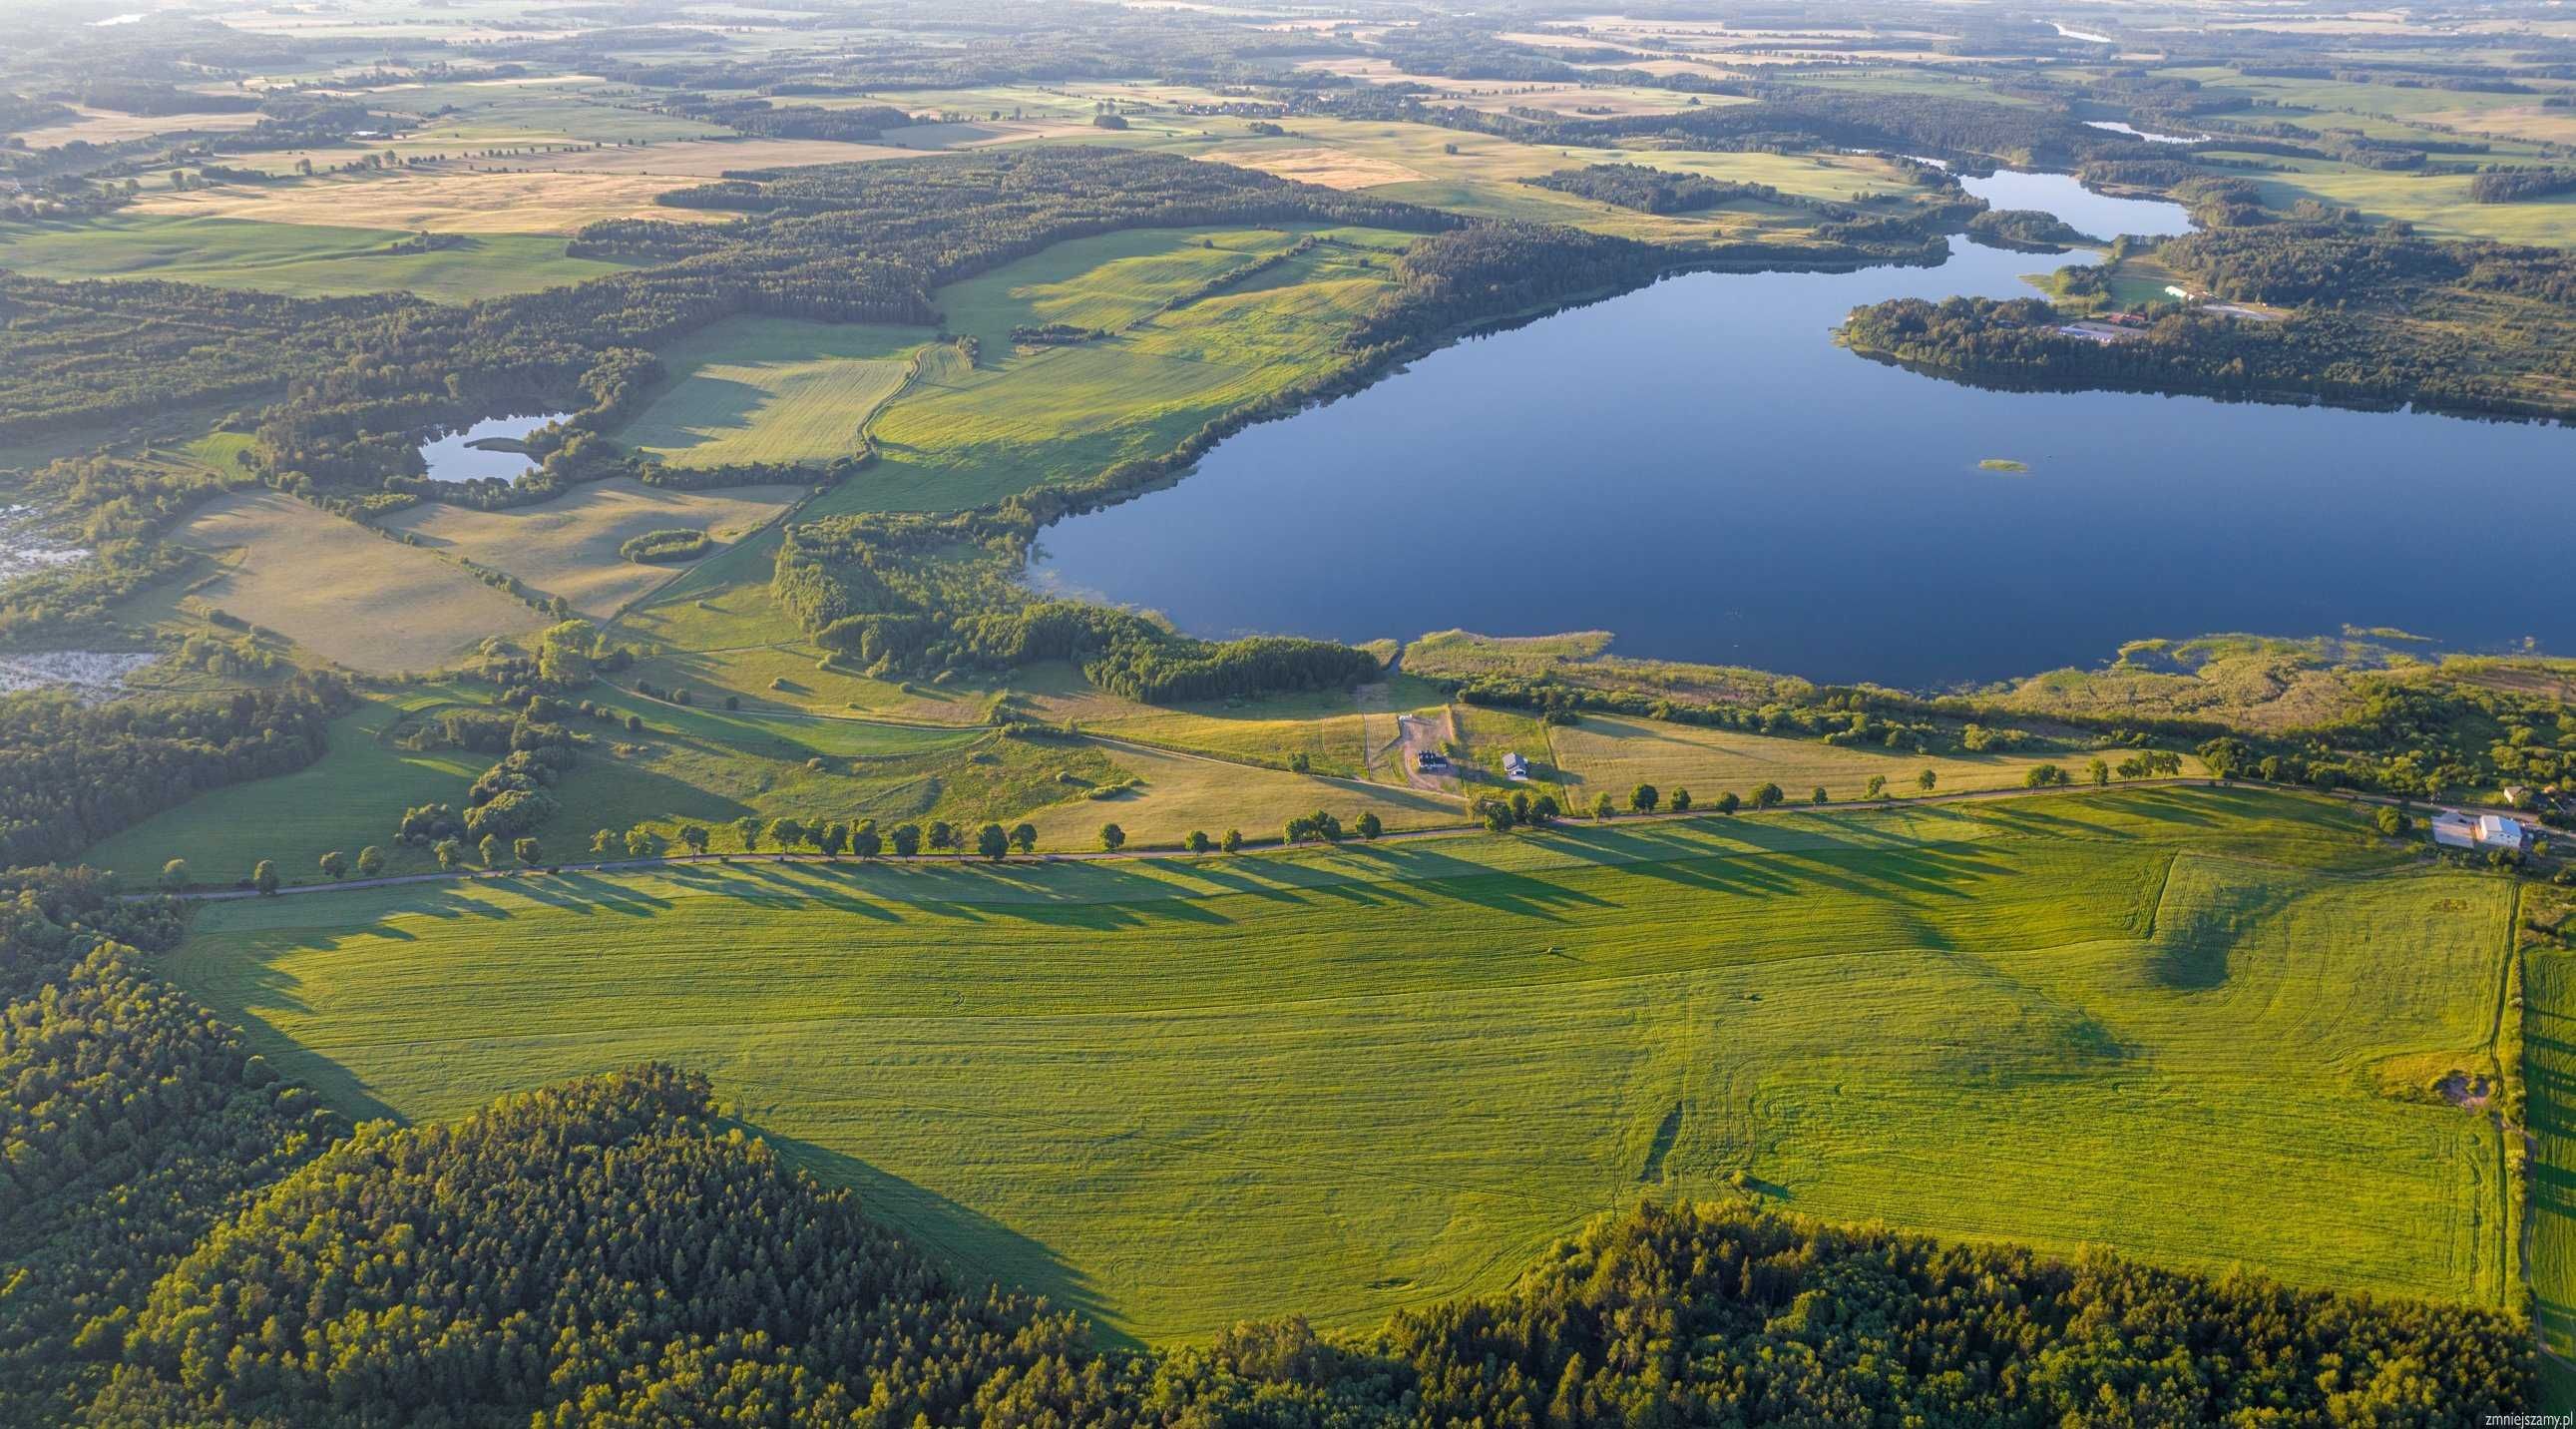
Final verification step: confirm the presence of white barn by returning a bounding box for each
[2431,811,2532,854]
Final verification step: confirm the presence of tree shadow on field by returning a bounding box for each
[515,871,676,918]
[626,373,767,455]
[751,1128,1129,1347]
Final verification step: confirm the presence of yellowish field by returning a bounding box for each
[1548,714,2199,802]
[1022,739,1461,849]
[13,105,264,149]
[381,478,804,620]
[170,491,545,673]
[128,170,723,236]
[1194,146,1430,190]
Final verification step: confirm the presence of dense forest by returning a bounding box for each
[6,1049,2524,1426]
[1840,222,2576,423]
[0,676,349,868]
[1522,163,1776,215]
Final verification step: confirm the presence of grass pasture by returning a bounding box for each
[167,491,545,673]
[1020,738,1459,849]
[381,478,804,619]
[615,318,933,469]
[1547,713,2179,803]
[841,229,1399,515]
[165,787,2515,1344]
[81,691,485,885]
[0,214,628,301]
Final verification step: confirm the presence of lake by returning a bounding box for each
[417,412,573,483]
[1027,173,2576,688]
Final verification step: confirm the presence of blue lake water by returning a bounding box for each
[1027,173,2576,688]
[417,411,572,482]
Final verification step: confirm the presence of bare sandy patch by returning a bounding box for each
[172,491,545,674]
[1196,145,1429,189]
[382,479,802,621]
[126,170,725,235]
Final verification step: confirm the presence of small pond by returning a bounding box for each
[416,412,575,483]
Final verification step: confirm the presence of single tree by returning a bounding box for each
[1753,782,1785,809]
[1357,811,1383,840]
[851,821,883,858]
[1671,788,1692,812]
[891,823,922,858]
[928,820,959,853]
[1220,827,1244,854]
[766,817,806,850]
[252,859,279,895]
[1863,775,1886,801]
[1715,791,1741,814]
[735,815,763,852]
[1917,769,1937,792]
[433,839,461,872]
[815,822,847,857]
[1479,797,1515,833]
[2023,764,2067,789]
[978,823,1010,860]
[319,850,348,881]
[355,845,386,878]
[623,827,652,858]
[479,834,504,867]
[1010,822,1038,854]
[1630,783,1660,813]
[2087,757,2111,786]
[515,837,542,867]
[1592,791,1616,819]
[1099,822,1126,852]
[161,858,189,891]
[592,828,617,855]
[2375,804,2410,837]
[1529,794,1559,824]
[678,824,710,856]
[1186,829,1213,854]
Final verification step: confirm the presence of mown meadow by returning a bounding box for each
[166,786,2517,1344]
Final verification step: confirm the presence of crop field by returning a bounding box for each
[166,786,2516,1343]
[80,691,485,885]
[128,169,724,236]
[380,478,805,619]
[0,214,627,301]
[828,230,1401,515]
[168,491,547,673]
[1546,713,2188,802]
[613,318,931,469]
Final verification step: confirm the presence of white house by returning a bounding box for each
[2432,811,2532,854]
[1503,752,1530,781]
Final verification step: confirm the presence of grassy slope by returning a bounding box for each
[168,787,2513,1344]
[0,214,630,300]
[81,691,485,885]
[828,228,1398,516]
[381,478,805,620]
[614,317,933,469]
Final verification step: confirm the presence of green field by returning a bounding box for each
[82,692,485,886]
[0,214,629,300]
[615,317,933,469]
[167,786,2516,1343]
[830,227,1401,515]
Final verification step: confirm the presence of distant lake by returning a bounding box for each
[417,412,572,482]
[1029,172,2576,688]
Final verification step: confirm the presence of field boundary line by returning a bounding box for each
[143,777,2472,901]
